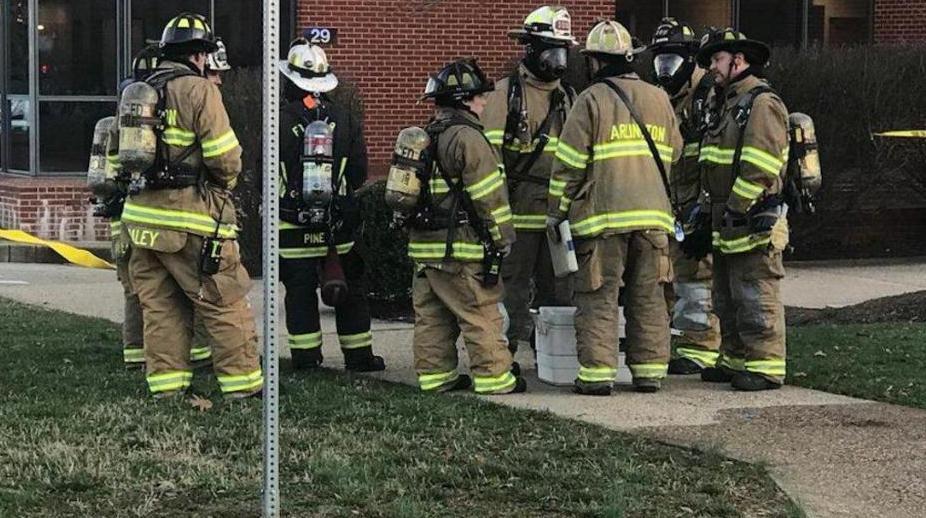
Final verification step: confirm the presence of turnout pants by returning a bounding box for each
[280,249,375,363]
[573,231,672,390]
[413,263,517,394]
[668,242,721,367]
[129,235,261,396]
[501,230,572,349]
[712,249,787,384]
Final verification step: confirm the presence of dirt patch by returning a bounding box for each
[787,290,926,326]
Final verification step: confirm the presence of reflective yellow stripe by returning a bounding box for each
[502,136,561,154]
[741,146,787,176]
[122,201,238,238]
[718,354,746,371]
[202,130,239,159]
[146,370,193,393]
[491,205,513,225]
[570,210,675,237]
[163,126,196,147]
[683,142,700,157]
[279,242,354,259]
[408,241,484,261]
[484,129,504,146]
[176,17,191,29]
[558,196,572,213]
[123,348,145,364]
[512,214,547,231]
[745,359,786,377]
[217,369,263,394]
[289,332,323,350]
[628,363,668,379]
[419,371,459,391]
[578,365,616,383]
[711,231,771,254]
[676,347,720,368]
[549,178,567,198]
[189,347,212,361]
[731,177,765,200]
[592,140,673,163]
[473,371,516,393]
[110,220,123,233]
[429,177,450,195]
[466,170,504,200]
[554,141,588,169]
[339,331,373,350]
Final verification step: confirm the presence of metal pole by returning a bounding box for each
[28,0,37,174]
[801,0,809,48]
[663,0,669,18]
[261,0,281,516]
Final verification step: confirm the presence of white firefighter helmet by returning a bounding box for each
[581,20,646,60]
[508,6,577,46]
[278,38,338,93]
[206,39,231,72]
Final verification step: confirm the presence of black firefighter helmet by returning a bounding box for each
[421,58,495,102]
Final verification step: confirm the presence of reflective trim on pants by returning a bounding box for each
[217,369,263,394]
[189,346,212,362]
[628,363,668,380]
[676,347,720,368]
[288,332,322,350]
[147,370,193,394]
[718,354,746,371]
[123,347,145,364]
[473,371,516,394]
[339,331,373,350]
[418,370,459,392]
[577,365,617,384]
[745,359,786,378]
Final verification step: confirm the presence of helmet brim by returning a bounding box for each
[580,45,648,57]
[507,29,577,46]
[278,60,338,93]
[696,39,770,68]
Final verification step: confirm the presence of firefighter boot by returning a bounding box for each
[573,382,612,396]
[701,366,737,382]
[292,348,323,370]
[633,377,662,393]
[732,371,782,391]
[668,357,703,375]
[343,348,386,372]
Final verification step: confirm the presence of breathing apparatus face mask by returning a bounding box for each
[654,52,692,95]
[526,42,568,81]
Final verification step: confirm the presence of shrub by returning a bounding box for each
[356,180,415,308]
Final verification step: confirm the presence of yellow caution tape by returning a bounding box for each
[0,228,115,270]
[873,130,926,138]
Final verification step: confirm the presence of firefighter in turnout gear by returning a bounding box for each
[105,50,212,369]
[120,13,261,399]
[409,59,525,395]
[649,18,722,374]
[548,20,683,395]
[691,28,790,391]
[483,5,576,353]
[277,39,385,372]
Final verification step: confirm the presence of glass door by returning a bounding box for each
[8,0,32,172]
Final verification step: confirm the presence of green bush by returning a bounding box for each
[356,180,415,307]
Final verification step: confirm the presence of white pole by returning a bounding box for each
[261,0,281,516]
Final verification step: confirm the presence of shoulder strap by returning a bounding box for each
[506,88,565,184]
[146,68,202,170]
[599,78,677,217]
[732,86,778,183]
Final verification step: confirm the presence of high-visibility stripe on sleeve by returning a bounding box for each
[731,177,766,200]
[549,178,567,198]
[484,129,504,146]
[202,130,240,159]
[466,170,505,200]
[740,146,787,176]
[554,141,589,169]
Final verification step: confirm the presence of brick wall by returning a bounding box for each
[0,175,108,241]
[296,0,615,175]
[874,0,926,43]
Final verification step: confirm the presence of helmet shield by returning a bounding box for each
[654,53,685,81]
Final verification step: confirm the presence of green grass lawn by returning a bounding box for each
[788,323,926,410]
[0,297,800,517]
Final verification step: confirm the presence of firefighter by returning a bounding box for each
[120,13,261,399]
[548,20,683,395]
[108,47,211,370]
[648,18,722,374]
[409,59,525,395]
[483,5,576,354]
[687,28,790,391]
[276,38,385,372]
[205,39,231,85]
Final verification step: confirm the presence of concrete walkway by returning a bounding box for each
[2,260,925,517]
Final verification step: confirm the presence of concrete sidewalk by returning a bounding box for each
[2,260,926,517]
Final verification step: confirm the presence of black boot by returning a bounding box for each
[510,361,521,377]
[668,357,703,375]
[343,348,386,372]
[632,378,661,393]
[732,371,782,391]
[292,348,323,370]
[573,382,612,396]
[701,366,736,383]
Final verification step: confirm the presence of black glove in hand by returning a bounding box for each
[680,213,712,260]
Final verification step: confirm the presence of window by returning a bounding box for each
[38,0,117,95]
[616,0,665,43]
[739,0,804,48]
[39,101,115,172]
[811,0,871,46]
[669,0,732,34]
[8,96,30,171]
[216,0,294,67]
